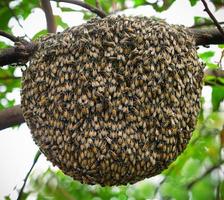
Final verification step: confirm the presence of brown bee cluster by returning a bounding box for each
[21,15,204,186]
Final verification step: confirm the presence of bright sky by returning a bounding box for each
[0,1,223,199]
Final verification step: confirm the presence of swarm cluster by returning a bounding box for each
[21,16,204,186]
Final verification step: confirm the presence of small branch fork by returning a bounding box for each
[201,0,224,38]
[0,31,36,66]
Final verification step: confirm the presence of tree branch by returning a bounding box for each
[0,30,19,42]
[205,69,224,78]
[0,105,25,131]
[0,42,36,66]
[41,0,57,33]
[187,160,224,189]
[0,30,36,67]
[189,27,224,45]
[201,0,224,38]
[50,0,107,18]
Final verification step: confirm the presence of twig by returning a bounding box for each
[17,150,41,200]
[95,0,100,9]
[0,30,19,42]
[41,0,57,33]
[153,176,167,198]
[204,69,224,78]
[201,0,224,38]
[218,50,224,68]
[50,0,107,18]
[187,160,224,189]
[0,105,25,130]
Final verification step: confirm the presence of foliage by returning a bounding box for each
[0,0,224,200]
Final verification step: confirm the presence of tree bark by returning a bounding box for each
[0,105,25,130]
[189,27,224,45]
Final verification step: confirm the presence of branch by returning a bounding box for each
[189,27,224,45]
[41,0,57,33]
[50,0,107,18]
[187,160,224,189]
[205,69,224,78]
[201,0,224,38]
[95,0,100,9]
[0,30,37,67]
[0,105,25,130]
[0,43,36,66]
[17,150,41,200]
[0,30,19,42]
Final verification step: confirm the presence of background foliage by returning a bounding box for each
[0,0,224,200]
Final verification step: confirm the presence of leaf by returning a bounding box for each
[60,7,76,12]
[150,0,176,12]
[193,16,213,26]
[189,0,199,6]
[32,29,48,40]
[191,176,216,200]
[4,196,11,200]
[55,15,69,29]
[134,0,147,6]
[211,86,224,111]
[219,44,224,48]
[199,51,219,69]
[199,51,215,61]
[210,0,224,10]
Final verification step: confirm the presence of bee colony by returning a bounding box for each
[21,16,204,186]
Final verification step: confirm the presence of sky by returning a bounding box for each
[0,1,224,199]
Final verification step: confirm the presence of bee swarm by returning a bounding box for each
[21,16,204,186]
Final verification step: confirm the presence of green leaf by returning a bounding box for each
[60,7,76,12]
[211,86,224,111]
[218,44,224,48]
[193,16,213,26]
[191,176,217,200]
[134,0,147,6]
[150,0,176,12]
[189,0,199,6]
[199,51,215,61]
[55,15,69,29]
[4,196,11,200]
[83,11,94,20]
[32,29,48,40]
[199,51,219,69]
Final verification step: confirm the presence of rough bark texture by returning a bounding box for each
[0,105,25,130]
[0,42,36,66]
[189,27,224,45]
